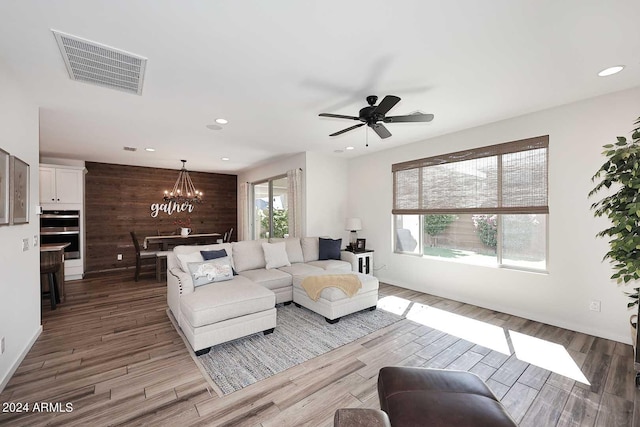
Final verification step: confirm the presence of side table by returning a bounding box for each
[341,249,374,275]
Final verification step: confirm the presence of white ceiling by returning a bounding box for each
[1,1,639,174]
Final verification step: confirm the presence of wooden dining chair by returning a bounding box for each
[130,231,159,281]
[223,227,234,243]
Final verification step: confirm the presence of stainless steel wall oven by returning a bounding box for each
[40,210,81,260]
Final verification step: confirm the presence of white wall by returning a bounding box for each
[305,152,349,240]
[0,64,42,390]
[348,86,640,343]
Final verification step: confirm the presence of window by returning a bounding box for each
[393,136,548,271]
[252,175,289,239]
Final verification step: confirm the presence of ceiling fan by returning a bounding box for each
[319,95,434,139]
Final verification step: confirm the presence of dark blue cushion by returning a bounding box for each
[201,249,238,275]
[201,249,228,260]
[318,238,342,260]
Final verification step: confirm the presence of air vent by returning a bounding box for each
[52,30,147,95]
[123,146,137,152]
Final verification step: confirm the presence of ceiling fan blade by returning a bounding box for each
[371,123,392,139]
[384,113,434,123]
[329,123,365,137]
[372,95,400,115]
[319,113,360,120]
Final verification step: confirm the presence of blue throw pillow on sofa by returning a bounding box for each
[201,249,228,260]
[201,249,238,275]
[318,238,341,260]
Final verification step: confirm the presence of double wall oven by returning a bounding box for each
[40,210,81,260]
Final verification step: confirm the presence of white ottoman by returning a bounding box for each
[292,271,379,323]
[179,277,277,355]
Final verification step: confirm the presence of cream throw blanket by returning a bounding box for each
[301,274,362,302]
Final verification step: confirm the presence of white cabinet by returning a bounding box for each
[39,166,84,204]
[341,250,374,275]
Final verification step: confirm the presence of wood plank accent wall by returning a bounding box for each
[84,162,237,273]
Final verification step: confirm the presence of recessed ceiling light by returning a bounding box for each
[221,157,230,161]
[206,124,222,131]
[215,118,228,125]
[345,146,355,151]
[598,65,625,77]
[145,147,155,152]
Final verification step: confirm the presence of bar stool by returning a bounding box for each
[41,263,61,310]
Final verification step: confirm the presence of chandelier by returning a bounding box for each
[163,160,203,203]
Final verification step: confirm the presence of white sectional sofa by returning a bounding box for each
[167,237,364,355]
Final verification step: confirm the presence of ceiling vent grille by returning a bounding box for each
[52,30,147,95]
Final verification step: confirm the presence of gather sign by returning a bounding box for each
[150,201,194,218]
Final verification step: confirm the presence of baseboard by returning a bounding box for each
[0,325,42,393]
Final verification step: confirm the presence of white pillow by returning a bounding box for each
[187,257,234,287]
[270,237,304,264]
[262,242,291,270]
[177,251,204,272]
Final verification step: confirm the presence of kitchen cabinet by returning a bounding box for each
[39,165,84,204]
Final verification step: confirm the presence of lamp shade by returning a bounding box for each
[345,217,362,231]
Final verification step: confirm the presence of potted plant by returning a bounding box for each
[589,116,640,351]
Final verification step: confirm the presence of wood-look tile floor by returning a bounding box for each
[1,271,638,426]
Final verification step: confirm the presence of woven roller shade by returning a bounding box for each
[392,135,548,215]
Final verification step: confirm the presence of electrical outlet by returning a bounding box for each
[589,300,601,312]
[33,235,39,247]
[117,254,123,261]
[1,337,5,355]
[22,238,29,251]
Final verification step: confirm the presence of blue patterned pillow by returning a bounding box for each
[187,257,234,287]
[201,249,238,275]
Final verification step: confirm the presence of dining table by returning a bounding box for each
[143,232,223,250]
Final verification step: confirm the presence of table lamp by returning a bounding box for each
[345,218,362,248]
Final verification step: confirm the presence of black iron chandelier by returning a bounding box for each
[163,160,203,203]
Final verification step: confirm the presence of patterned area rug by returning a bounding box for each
[197,303,402,395]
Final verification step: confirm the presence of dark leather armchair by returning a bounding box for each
[335,367,517,427]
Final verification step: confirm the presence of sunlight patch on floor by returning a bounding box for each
[377,295,412,316]
[509,330,590,385]
[406,303,511,355]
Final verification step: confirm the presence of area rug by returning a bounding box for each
[197,303,402,395]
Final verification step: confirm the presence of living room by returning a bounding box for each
[1,1,640,425]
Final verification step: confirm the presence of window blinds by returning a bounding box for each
[392,136,548,215]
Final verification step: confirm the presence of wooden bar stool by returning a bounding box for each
[41,263,61,310]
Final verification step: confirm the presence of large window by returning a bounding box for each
[393,136,548,271]
[252,175,289,239]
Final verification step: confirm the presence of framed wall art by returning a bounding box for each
[0,148,9,226]
[9,155,29,224]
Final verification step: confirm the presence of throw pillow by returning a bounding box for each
[262,242,291,270]
[318,237,342,260]
[187,257,234,287]
[177,251,204,273]
[200,248,228,260]
[201,249,238,275]
[301,237,320,262]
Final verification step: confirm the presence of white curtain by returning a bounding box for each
[287,168,302,237]
[238,182,249,241]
